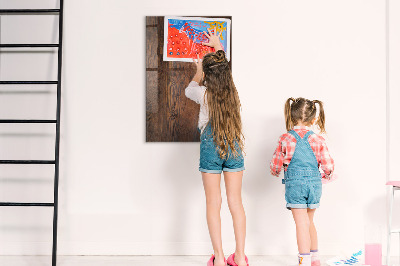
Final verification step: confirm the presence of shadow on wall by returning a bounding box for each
[242,114,292,254]
[163,143,204,253]
[364,194,387,246]
[365,195,386,227]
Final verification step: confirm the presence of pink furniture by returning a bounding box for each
[386,181,400,265]
[365,243,382,266]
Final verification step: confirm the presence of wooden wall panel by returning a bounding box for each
[145,16,232,142]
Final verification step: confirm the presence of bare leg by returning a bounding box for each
[291,208,311,254]
[224,171,247,266]
[202,172,225,266]
[307,209,318,251]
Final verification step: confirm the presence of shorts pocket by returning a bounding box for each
[312,182,322,202]
[200,140,220,170]
[285,181,303,203]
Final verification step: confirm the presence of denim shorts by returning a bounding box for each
[285,178,322,209]
[199,127,244,174]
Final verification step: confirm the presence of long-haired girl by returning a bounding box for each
[185,29,248,266]
[270,98,335,266]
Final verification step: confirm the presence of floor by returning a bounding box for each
[0,256,358,266]
[0,256,328,266]
[0,255,397,266]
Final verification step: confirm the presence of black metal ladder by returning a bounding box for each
[0,2,63,266]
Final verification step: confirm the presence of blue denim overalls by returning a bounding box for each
[283,130,322,210]
[199,124,244,174]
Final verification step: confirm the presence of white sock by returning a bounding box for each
[311,250,319,262]
[298,254,311,266]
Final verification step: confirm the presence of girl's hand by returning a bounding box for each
[202,28,223,51]
[194,54,202,72]
[192,54,203,83]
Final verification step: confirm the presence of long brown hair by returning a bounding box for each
[284,97,326,133]
[201,50,244,158]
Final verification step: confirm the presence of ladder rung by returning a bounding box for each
[0,119,56,123]
[0,160,55,164]
[0,202,54,207]
[0,44,59,48]
[0,81,58,84]
[0,9,60,14]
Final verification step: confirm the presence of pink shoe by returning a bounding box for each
[207,254,227,266]
[311,260,321,266]
[227,253,249,266]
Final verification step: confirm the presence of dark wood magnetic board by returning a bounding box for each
[146,16,232,142]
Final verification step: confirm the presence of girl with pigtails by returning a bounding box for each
[270,98,335,266]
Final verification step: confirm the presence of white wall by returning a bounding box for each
[388,0,400,258]
[0,0,389,257]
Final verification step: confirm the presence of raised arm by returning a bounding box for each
[192,54,203,83]
[185,55,206,104]
[186,28,222,102]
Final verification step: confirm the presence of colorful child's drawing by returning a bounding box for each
[163,16,231,62]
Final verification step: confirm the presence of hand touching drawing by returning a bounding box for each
[202,28,223,51]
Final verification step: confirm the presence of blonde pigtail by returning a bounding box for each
[285,98,295,131]
[313,100,326,133]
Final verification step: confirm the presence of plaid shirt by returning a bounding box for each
[270,126,334,179]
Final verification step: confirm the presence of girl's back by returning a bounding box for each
[270,126,334,179]
[184,29,248,266]
[269,97,335,266]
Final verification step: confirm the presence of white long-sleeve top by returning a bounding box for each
[185,81,209,132]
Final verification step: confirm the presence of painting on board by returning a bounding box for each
[163,16,231,62]
[146,16,232,142]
